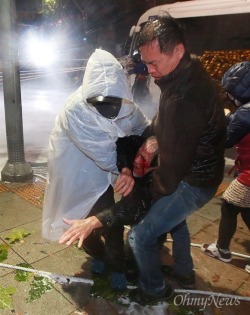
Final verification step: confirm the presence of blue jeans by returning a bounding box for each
[128,181,217,294]
[170,220,193,275]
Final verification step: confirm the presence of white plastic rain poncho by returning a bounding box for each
[42,49,150,241]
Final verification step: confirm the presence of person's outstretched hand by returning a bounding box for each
[59,216,103,248]
[114,167,134,196]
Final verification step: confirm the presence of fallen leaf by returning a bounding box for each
[26,276,54,302]
[0,244,10,262]
[212,274,220,282]
[5,229,31,244]
[0,286,16,309]
[14,263,33,282]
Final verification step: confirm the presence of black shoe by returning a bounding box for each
[91,259,105,275]
[162,265,196,290]
[128,285,174,306]
[123,258,139,282]
[110,272,127,290]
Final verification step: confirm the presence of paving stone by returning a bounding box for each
[237,215,250,236]
[237,277,250,297]
[192,249,250,315]
[0,198,41,232]
[32,245,91,277]
[31,246,92,308]
[82,297,175,315]
[0,272,76,315]
[193,248,248,292]
[186,213,213,237]
[0,219,69,264]
[192,219,250,257]
[0,191,22,204]
[196,198,222,221]
[0,239,28,277]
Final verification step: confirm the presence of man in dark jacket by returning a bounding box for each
[126,15,226,305]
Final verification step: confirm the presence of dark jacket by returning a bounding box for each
[146,53,226,198]
[96,136,153,227]
[226,102,250,186]
[222,61,250,186]
[226,103,250,149]
[96,174,152,227]
[222,61,250,105]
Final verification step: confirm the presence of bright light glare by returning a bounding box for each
[27,38,56,67]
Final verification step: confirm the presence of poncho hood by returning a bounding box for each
[82,49,133,103]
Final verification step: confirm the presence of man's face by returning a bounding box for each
[139,39,184,80]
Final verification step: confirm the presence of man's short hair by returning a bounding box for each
[138,15,186,54]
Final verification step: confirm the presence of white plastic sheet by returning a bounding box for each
[42,49,150,241]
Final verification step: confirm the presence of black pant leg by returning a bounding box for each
[240,207,250,230]
[82,186,126,270]
[217,201,240,249]
[103,225,125,272]
[82,185,115,261]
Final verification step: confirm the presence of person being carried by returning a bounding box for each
[42,49,150,289]
[201,61,250,273]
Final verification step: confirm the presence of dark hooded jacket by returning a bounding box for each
[146,53,226,198]
[222,61,250,186]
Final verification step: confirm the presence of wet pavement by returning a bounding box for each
[0,79,78,173]
[0,161,249,315]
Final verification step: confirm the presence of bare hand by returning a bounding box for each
[59,216,103,248]
[114,167,134,196]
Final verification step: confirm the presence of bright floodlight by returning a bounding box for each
[27,38,56,67]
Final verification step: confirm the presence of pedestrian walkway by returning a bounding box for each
[0,166,249,315]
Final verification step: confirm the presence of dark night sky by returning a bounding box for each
[14,1,250,56]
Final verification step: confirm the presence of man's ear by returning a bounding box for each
[175,43,185,59]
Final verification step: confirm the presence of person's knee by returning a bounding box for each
[128,227,137,249]
[128,225,146,248]
[128,224,156,250]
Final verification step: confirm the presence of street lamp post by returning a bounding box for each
[0,0,33,182]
